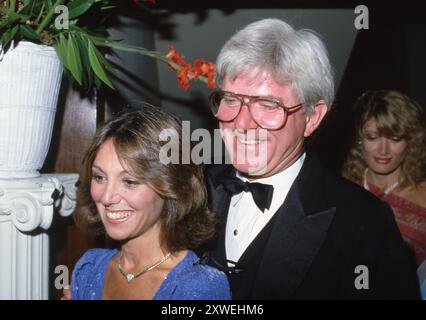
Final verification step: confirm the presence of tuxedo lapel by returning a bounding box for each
[206,165,233,259]
[206,158,337,299]
[251,156,337,299]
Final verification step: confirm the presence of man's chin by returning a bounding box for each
[232,159,268,177]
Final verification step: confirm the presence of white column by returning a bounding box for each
[0,174,78,300]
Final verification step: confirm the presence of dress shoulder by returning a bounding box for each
[73,248,115,273]
[155,251,231,300]
[71,248,117,300]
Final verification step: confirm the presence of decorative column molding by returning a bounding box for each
[0,173,79,300]
[44,173,79,218]
[0,178,56,232]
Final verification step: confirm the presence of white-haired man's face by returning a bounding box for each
[219,70,326,178]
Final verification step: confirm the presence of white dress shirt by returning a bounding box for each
[225,153,305,263]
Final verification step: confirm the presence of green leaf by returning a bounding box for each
[0,24,19,48]
[78,37,94,87]
[88,40,114,89]
[20,0,32,7]
[94,73,102,89]
[0,19,13,32]
[0,12,26,29]
[42,0,53,11]
[20,1,42,15]
[5,0,17,13]
[87,39,115,75]
[68,24,105,38]
[19,25,40,41]
[68,0,95,19]
[53,33,71,72]
[66,34,83,85]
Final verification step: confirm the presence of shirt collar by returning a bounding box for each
[235,153,305,213]
[236,153,305,188]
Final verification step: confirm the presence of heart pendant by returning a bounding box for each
[126,273,135,283]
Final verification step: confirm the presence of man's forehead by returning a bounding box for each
[224,69,291,88]
[223,72,294,101]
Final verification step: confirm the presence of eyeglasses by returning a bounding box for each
[209,90,303,130]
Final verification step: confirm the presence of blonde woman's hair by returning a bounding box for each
[342,90,426,188]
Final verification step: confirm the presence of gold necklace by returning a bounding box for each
[118,251,171,283]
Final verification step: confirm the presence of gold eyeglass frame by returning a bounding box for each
[209,90,303,129]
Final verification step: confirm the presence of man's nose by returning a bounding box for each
[233,104,258,129]
[101,181,121,206]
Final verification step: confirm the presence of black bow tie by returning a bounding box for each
[215,172,274,213]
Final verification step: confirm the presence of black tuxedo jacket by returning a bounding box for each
[204,156,420,299]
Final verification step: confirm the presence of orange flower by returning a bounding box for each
[166,44,187,68]
[194,59,216,89]
[200,62,216,89]
[176,66,192,91]
[166,44,216,90]
[193,59,206,78]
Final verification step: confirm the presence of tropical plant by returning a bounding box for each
[0,0,215,91]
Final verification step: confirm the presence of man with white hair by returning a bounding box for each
[204,18,420,299]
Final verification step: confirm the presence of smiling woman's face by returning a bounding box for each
[90,138,164,242]
[361,119,408,176]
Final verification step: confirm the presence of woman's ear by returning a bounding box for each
[304,100,328,137]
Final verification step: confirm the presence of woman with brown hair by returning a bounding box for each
[343,90,426,266]
[70,105,231,300]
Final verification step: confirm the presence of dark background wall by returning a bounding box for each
[312,3,426,171]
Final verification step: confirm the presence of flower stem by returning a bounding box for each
[9,0,16,12]
[35,3,45,25]
[36,0,65,35]
[96,40,209,84]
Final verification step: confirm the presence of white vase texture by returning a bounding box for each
[0,41,73,300]
[0,41,63,179]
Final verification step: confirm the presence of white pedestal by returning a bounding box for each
[0,174,78,300]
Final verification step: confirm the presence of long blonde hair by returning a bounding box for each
[342,90,426,188]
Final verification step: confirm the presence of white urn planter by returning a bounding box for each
[0,41,63,179]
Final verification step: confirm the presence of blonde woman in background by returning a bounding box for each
[343,90,426,268]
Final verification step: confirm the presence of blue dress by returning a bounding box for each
[71,249,231,300]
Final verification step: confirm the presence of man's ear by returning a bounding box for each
[304,100,328,137]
